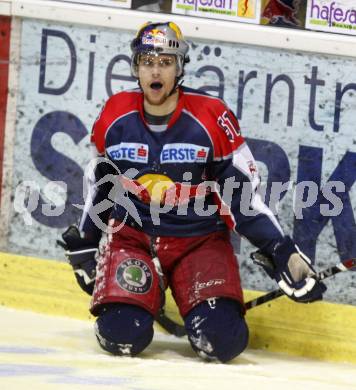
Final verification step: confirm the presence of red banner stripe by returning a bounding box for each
[0,16,11,206]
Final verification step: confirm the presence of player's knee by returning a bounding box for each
[184,298,249,363]
[95,303,154,356]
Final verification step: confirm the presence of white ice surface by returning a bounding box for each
[0,306,356,390]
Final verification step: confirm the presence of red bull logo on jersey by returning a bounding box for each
[107,143,149,163]
[119,173,210,207]
[160,144,209,163]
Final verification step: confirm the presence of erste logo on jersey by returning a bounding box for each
[160,143,209,163]
[107,143,149,163]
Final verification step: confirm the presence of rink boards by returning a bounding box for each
[0,9,356,307]
[1,251,356,364]
[0,0,356,368]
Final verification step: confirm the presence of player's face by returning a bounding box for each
[138,53,178,110]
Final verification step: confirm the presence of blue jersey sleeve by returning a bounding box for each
[79,146,115,244]
[213,141,286,254]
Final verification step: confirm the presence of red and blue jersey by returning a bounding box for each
[80,86,284,252]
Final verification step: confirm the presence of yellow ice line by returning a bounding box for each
[1,252,356,364]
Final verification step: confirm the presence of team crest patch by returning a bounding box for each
[116,259,153,294]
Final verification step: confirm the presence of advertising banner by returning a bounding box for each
[0,16,11,206]
[8,19,356,304]
[59,0,132,8]
[171,0,262,24]
[306,0,356,36]
[261,0,306,27]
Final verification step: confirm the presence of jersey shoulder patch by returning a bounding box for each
[183,89,243,159]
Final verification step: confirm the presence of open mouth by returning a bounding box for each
[150,82,163,90]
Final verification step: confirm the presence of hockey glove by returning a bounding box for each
[57,225,98,295]
[251,236,326,303]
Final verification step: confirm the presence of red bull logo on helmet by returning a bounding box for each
[142,29,167,46]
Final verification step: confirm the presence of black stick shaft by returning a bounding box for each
[155,309,187,337]
[150,237,187,337]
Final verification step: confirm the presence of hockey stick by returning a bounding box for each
[149,237,188,337]
[245,258,356,309]
[155,308,187,337]
[157,258,356,337]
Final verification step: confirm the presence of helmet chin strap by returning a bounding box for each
[168,77,184,97]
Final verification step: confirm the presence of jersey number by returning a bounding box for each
[217,111,239,142]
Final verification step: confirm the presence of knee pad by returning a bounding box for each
[95,303,154,356]
[184,298,249,363]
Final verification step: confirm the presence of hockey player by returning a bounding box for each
[59,21,326,362]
